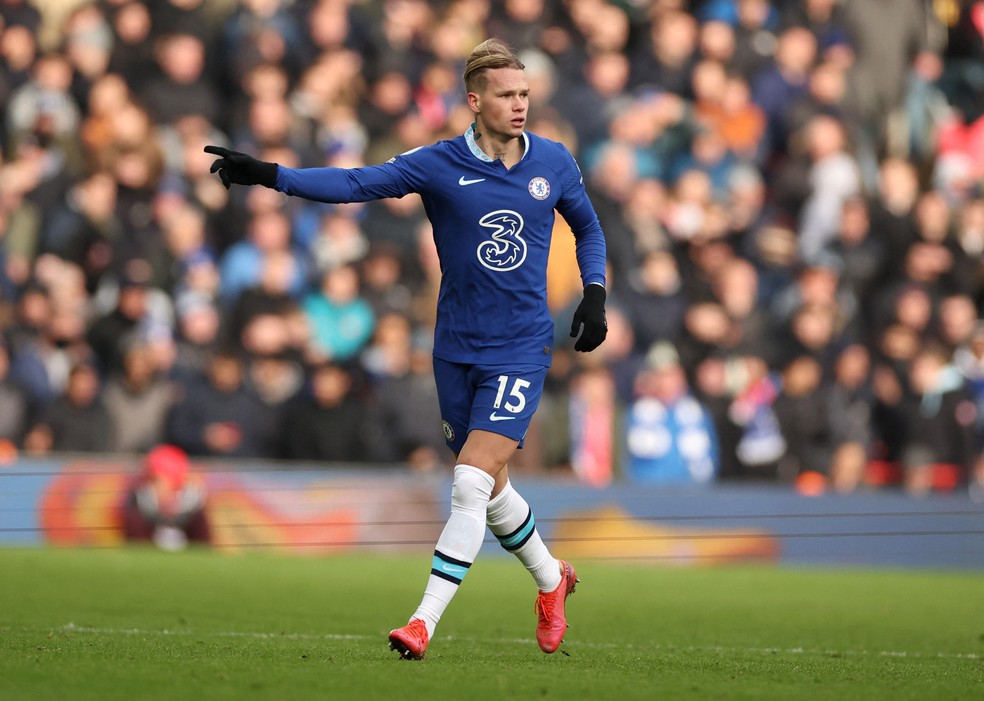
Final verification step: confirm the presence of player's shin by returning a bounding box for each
[410,464,494,638]
[486,480,562,592]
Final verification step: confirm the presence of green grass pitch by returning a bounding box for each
[0,547,981,700]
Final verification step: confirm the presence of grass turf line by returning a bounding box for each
[0,547,981,700]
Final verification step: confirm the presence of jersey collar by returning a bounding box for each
[464,123,529,163]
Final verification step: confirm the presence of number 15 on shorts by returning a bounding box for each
[492,375,531,418]
[475,366,546,443]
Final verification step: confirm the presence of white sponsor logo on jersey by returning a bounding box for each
[476,210,527,272]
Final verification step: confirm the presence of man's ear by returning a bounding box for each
[466,91,480,114]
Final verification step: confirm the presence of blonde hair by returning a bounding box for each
[462,38,525,92]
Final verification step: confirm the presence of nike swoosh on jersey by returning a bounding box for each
[458,176,486,186]
[489,412,516,421]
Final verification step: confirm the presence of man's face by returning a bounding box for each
[470,67,529,140]
[209,356,242,392]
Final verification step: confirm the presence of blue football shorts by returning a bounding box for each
[432,357,548,454]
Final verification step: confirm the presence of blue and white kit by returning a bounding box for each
[276,125,607,448]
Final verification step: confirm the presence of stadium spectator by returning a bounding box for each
[485,0,555,54]
[165,349,271,459]
[158,201,219,303]
[359,69,416,145]
[751,24,817,160]
[149,0,213,42]
[691,351,741,479]
[865,322,918,481]
[617,248,687,355]
[770,255,856,352]
[361,313,447,470]
[568,363,618,487]
[6,51,81,164]
[821,195,885,322]
[105,0,155,89]
[300,0,373,66]
[624,341,719,484]
[281,360,368,463]
[306,206,370,271]
[359,195,427,264]
[785,59,854,148]
[730,0,782,81]
[0,339,29,447]
[938,0,984,123]
[772,353,833,484]
[359,242,417,318]
[8,298,91,411]
[730,354,787,480]
[825,341,876,492]
[585,140,649,278]
[218,0,305,93]
[618,176,673,260]
[781,0,851,63]
[36,170,120,292]
[910,189,977,297]
[712,255,775,361]
[102,339,176,454]
[302,262,375,364]
[668,129,738,199]
[3,278,51,356]
[86,257,171,376]
[223,247,302,349]
[532,346,577,473]
[243,349,305,455]
[22,360,111,455]
[954,320,984,443]
[217,206,307,305]
[61,3,112,111]
[898,341,980,494]
[796,114,862,262]
[841,0,940,181]
[630,9,698,96]
[778,300,843,375]
[695,69,766,163]
[554,49,633,155]
[140,31,221,127]
[938,292,980,352]
[170,291,221,385]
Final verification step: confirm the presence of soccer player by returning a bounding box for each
[204,38,608,659]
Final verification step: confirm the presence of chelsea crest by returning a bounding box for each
[528,177,550,200]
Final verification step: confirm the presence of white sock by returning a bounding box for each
[411,464,494,638]
[486,480,562,593]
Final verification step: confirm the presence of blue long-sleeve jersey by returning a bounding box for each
[275,126,607,366]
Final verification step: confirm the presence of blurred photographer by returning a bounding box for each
[119,444,211,551]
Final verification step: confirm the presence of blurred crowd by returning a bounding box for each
[1,0,983,495]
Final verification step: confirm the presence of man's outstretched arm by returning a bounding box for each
[204,145,412,203]
[204,146,279,189]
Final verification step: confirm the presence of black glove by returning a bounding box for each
[204,145,279,189]
[570,284,607,352]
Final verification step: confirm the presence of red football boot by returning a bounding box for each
[534,560,578,653]
[388,618,430,660]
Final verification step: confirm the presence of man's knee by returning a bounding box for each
[457,430,519,476]
[451,464,495,515]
